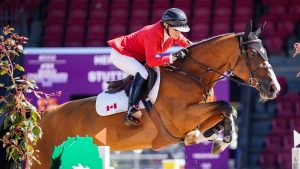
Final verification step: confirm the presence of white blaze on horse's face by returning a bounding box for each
[246,48,281,101]
[262,61,281,99]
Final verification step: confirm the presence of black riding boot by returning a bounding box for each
[125,73,146,125]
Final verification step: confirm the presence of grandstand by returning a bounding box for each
[0,0,299,56]
[1,0,300,168]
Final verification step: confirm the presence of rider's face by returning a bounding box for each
[163,23,182,39]
[168,27,182,39]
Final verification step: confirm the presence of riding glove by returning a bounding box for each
[171,49,187,59]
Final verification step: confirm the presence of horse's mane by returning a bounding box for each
[187,33,242,49]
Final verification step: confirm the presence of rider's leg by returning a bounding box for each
[126,72,146,124]
[110,49,148,125]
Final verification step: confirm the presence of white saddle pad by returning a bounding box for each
[96,67,160,116]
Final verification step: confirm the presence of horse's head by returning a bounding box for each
[232,21,280,101]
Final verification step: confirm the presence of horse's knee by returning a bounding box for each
[217,101,231,111]
[217,101,237,118]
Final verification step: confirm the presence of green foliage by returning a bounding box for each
[0,26,57,166]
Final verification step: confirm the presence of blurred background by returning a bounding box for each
[1,0,300,168]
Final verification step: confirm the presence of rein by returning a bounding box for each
[164,35,272,101]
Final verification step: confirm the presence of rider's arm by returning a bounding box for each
[144,35,172,67]
[175,34,193,47]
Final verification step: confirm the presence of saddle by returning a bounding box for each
[105,66,157,111]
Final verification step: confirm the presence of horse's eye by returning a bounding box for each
[248,50,257,57]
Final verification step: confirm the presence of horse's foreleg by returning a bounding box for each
[184,101,237,150]
[211,105,237,154]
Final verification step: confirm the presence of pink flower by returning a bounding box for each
[293,43,300,57]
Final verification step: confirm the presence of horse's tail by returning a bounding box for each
[0,111,24,169]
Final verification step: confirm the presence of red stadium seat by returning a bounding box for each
[69,1,87,10]
[296,101,300,115]
[44,24,64,35]
[86,39,105,47]
[150,1,170,23]
[88,18,106,26]
[194,0,212,9]
[290,117,300,131]
[268,5,287,16]
[171,0,191,17]
[43,33,63,47]
[90,0,108,11]
[272,117,290,132]
[234,18,251,31]
[235,6,252,16]
[190,23,209,41]
[65,25,85,35]
[278,151,291,169]
[212,15,231,23]
[265,133,283,150]
[235,0,253,7]
[66,18,85,25]
[48,1,67,11]
[46,9,66,21]
[264,37,284,54]
[130,8,149,21]
[277,20,295,36]
[23,0,41,10]
[64,34,84,47]
[214,6,231,17]
[89,9,107,20]
[260,150,277,168]
[215,0,233,7]
[111,0,129,9]
[283,134,293,149]
[87,24,105,35]
[69,8,87,19]
[212,22,230,36]
[129,18,148,32]
[277,100,294,116]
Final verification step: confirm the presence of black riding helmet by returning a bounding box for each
[162,8,190,32]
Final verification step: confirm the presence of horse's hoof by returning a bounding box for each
[132,110,142,119]
[184,130,200,146]
[211,138,230,155]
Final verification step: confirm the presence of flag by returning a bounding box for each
[106,103,117,111]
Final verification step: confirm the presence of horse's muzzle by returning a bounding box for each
[259,81,281,100]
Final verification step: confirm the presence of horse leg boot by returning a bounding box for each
[212,105,237,154]
[125,72,146,126]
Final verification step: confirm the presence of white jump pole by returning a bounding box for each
[98,146,110,169]
[292,130,300,169]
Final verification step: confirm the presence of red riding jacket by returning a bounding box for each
[107,21,189,67]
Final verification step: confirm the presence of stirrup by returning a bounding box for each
[124,106,141,126]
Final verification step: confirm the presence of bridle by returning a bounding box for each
[164,35,272,101]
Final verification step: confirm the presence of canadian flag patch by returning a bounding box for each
[106,103,117,111]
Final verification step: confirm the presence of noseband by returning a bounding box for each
[164,35,272,100]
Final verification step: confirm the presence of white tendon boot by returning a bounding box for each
[184,129,219,146]
[211,115,237,154]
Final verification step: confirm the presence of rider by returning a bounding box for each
[108,8,192,125]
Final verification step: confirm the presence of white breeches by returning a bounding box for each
[110,48,149,79]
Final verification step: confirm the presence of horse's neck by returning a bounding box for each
[186,35,240,89]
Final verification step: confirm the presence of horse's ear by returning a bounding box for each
[243,20,253,39]
[255,21,267,37]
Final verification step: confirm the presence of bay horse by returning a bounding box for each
[30,21,280,169]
